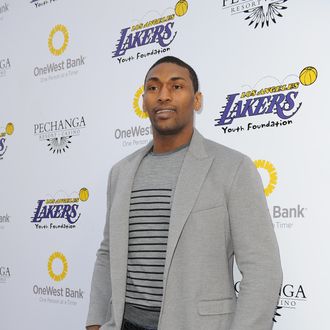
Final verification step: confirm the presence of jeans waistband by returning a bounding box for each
[121,319,157,330]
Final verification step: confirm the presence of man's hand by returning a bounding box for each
[86,326,101,330]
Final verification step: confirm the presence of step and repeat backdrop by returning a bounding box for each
[1,0,329,329]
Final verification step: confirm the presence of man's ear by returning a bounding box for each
[194,92,202,112]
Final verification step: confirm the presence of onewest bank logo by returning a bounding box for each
[214,66,317,134]
[31,188,89,230]
[112,0,189,63]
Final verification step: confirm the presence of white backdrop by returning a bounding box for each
[1,0,329,329]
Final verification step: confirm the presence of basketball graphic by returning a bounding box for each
[79,187,89,202]
[299,66,318,86]
[175,0,188,17]
[5,122,14,135]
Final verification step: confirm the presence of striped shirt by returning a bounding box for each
[124,144,188,328]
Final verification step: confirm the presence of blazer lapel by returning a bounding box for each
[162,130,214,291]
[109,142,152,325]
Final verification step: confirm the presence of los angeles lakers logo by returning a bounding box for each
[31,188,89,229]
[112,1,189,61]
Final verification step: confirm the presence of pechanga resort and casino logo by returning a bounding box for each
[34,116,86,154]
[221,0,288,29]
[0,266,11,283]
[32,252,84,306]
[0,57,11,77]
[274,282,308,321]
[0,2,9,21]
[30,0,59,9]
[214,66,317,134]
[235,281,307,323]
[0,122,14,160]
[31,187,89,230]
[112,0,188,64]
[33,24,86,82]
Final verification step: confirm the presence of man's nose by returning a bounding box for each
[158,86,171,102]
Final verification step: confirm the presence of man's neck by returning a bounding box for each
[152,128,193,154]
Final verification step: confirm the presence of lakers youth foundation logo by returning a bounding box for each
[0,122,14,160]
[214,66,318,134]
[112,1,189,64]
[30,0,58,9]
[254,160,277,197]
[31,188,89,229]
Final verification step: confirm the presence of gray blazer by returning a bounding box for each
[86,130,282,330]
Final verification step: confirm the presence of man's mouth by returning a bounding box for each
[154,108,176,114]
[153,108,176,120]
[154,106,175,115]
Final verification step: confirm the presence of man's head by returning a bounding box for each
[143,56,202,138]
[144,56,199,93]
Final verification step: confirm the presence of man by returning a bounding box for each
[86,56,282,330]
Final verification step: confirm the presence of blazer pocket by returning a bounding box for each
[198,298,236,316]
[191,204,224,215]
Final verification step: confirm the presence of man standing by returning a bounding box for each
[86,56,282,330]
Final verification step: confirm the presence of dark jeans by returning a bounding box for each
[121,319,157,330]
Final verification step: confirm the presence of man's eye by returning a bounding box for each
[173,85,182,90]
[147,86,157,91]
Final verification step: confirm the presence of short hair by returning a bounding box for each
[144,56,199,93]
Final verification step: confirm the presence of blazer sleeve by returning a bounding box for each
[86,169,114,327]
[228,156,283,330]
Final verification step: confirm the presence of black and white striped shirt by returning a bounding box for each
[124,144,188,328]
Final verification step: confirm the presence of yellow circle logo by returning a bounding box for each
[48,252,68,282]
[175,0,189,16]
[48,24,69,56]
[5,122,14,135]
[299,66,318,86]
[254,160,277,197]
[79,187,89,202]
[133,86,149,119]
